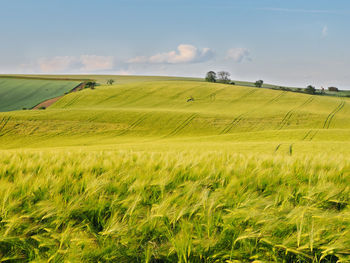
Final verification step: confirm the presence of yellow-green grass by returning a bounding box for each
[0,149,349,262]
[0,80,349,153]
[1,79,350,262]
[0,78,80,112]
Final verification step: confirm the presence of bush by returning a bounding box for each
[85,81,97,89]
[255,80,264,88]
[305,85,316,94]
[39,106,46,110]
[279,87,292,91]
[107,79,115,85]
[328,87,339,92]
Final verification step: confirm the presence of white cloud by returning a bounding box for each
[127,44,213,64]
[38,55,114,73]
[226,48,251,62]
[114,69,134,75]
[80,55,114,71]
[38,56,78,72]
[322,25,328,38]
[127,56,148,64]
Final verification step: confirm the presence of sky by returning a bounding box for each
[1,0,350,88]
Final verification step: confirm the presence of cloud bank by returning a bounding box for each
[38,56,78,73]
[226,48,251,62]
[19,45,251,74]
[80,55,114,71]
[38,55,114,73]
[128,44,213,64]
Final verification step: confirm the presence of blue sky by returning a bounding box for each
[1,0,350,88]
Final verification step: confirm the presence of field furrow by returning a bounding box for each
[278,96,314,130]
[166,113,198,137]
[0,116,11,135]
[116,113,149,136]
[323,99,345,129]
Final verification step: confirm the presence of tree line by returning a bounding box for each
[205,71,264,88]
[205,71,232,84]
[205,71,341,95]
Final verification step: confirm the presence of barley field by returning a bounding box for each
[0,77,349,262]
[0,150,349,262]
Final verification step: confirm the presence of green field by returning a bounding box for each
[0,80,349,151]
[2,74,203,85]
[0,77,350,262]
[0,78,80,112]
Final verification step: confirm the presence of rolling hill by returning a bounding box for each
[0,77,350,262]
[0,79,349,154]
[0,77,80,111]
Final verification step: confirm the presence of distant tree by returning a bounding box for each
[328,87,339,92]
[107,79,115,85]
[255,80,264,88]
[280,87,292,91]
[305,85,316,94]
[205,71,217,82]
[85,81,96,89]
[217,71,231,83]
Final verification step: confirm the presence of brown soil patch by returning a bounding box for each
[71,82,86,92]
[33,96,64,109]
[32,82,86,110]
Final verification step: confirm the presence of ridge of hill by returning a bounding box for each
[0,80,348,154]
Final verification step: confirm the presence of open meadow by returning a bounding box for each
[0,76,349,262]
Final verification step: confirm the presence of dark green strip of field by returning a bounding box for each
[0,78,80,112]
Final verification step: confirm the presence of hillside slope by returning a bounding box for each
[0,78,80,111]
[0,80,349,153]
[1,79,350,262]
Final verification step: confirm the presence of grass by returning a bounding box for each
[0,78,80,111]
[0,80,349,151]
[0,76,350,261]
[0,150,349,262]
